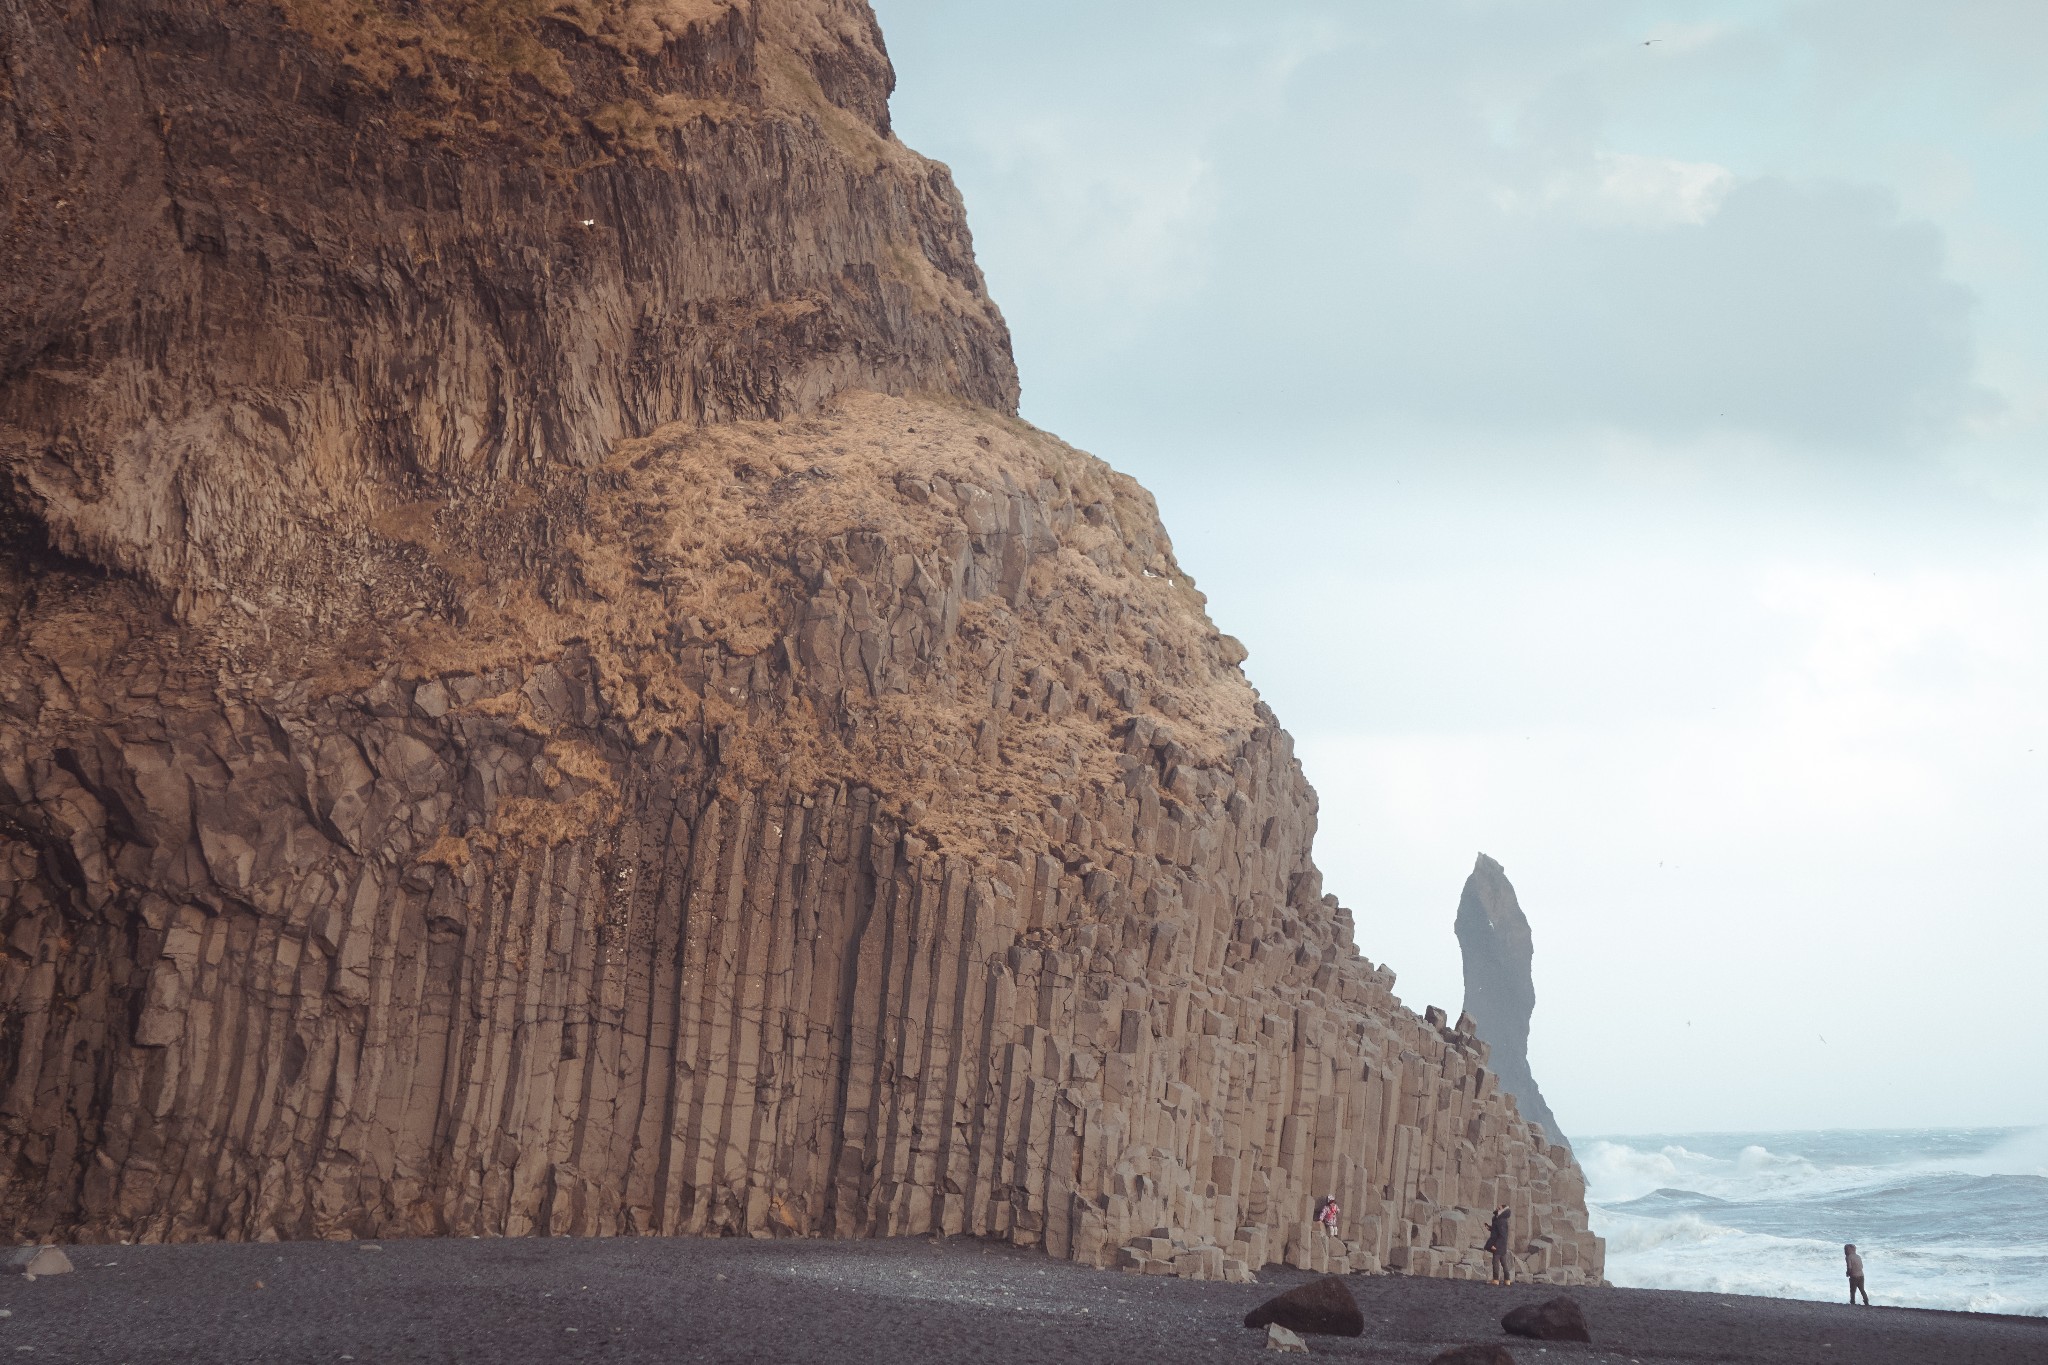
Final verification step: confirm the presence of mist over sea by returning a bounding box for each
[1583,1127,2048,1317]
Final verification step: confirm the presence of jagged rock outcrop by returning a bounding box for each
[0,0,1602,1285]
[1454,854,1566,1149]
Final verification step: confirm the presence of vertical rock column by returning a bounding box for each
[0,401,1602,1286]
[1454,853,1566,1149]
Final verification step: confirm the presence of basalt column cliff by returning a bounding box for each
[0,0,1602,1283]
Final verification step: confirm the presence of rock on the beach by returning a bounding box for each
[1265,1323,1309,1353]
[8,1247,73,1277]
[1117,1231,1256,1283]
[1243,1276,1365,1337]
[1502,1295,1592,1342]
[1431,1346,1516,1365]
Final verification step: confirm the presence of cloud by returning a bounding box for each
[1286,542,2048,1131]
[1108,159,1985,454]
[950,116,1218,324]
[873,0,2048,1135]
[879,0,1997,459]
[1528,151,1737,227]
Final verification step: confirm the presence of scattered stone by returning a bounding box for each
[1502,1295,1592,1342]
[6,1249,72,1278]
[1431,1347,1516,1365]
[1265,1323,1308,1353]
[1242,1276,1365,1337]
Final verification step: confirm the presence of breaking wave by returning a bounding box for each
[1582,1127,2048,1317]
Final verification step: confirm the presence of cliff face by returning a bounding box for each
[2,0,1014,623]
[0,0,1601,1284]
[1455,854,1566,1149]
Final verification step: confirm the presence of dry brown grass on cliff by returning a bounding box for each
[272,0,733,98]
[584,94,733,156]
[263,0,751,157]
[559,0,732,54]
[265,0,897,160]
[411,392,1253,855]
[25,390,1262,865]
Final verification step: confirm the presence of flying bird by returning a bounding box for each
[1644,38,1662,45]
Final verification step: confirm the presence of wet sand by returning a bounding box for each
[2,1234,2042,1364]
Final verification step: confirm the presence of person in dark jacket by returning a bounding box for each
[1845,1244,1870,1305]
[1484,1203,1513,1284]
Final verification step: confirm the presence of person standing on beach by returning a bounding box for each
[1845,1244,1870,1305]
[1484,1203,1513,1285]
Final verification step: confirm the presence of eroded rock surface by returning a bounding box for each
[0,0,1601,1285]
[1455,855,1566,1149]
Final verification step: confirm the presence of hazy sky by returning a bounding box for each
[869,1,2048,1134]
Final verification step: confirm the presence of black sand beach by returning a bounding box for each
[3,1235,2041,1365]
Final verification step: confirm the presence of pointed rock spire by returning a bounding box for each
[1456,853,1568,1148]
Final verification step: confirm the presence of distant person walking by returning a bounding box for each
[1484,1202,1513,1284]
[1313,1194,1340,1236]
[1845,1244,1870,1305]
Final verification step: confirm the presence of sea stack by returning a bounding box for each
[1455,854,1567,1148]
[0,0,1598,1285]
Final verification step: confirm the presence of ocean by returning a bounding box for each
[1582,1126,2048,1317]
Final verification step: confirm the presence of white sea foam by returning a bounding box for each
[1955,1125,2048,1179]
[1583,1128,2048,1317]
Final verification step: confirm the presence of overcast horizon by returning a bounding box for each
[873,0,2048,1136]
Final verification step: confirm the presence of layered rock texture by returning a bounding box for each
[1455,855,1566,1149]
[0,0,1601,1285]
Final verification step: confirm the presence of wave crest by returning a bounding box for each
[1584,1128,2048,1316]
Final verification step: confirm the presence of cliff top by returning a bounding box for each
[2,0,1016,621]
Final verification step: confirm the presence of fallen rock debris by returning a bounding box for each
[1265,1322,1309,1353]
[6,1249,72,1280]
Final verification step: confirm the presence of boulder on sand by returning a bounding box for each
[1243,1276,1365,1337]
[1502,1295,1592,1342]
[1431,1347,1516,1365]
